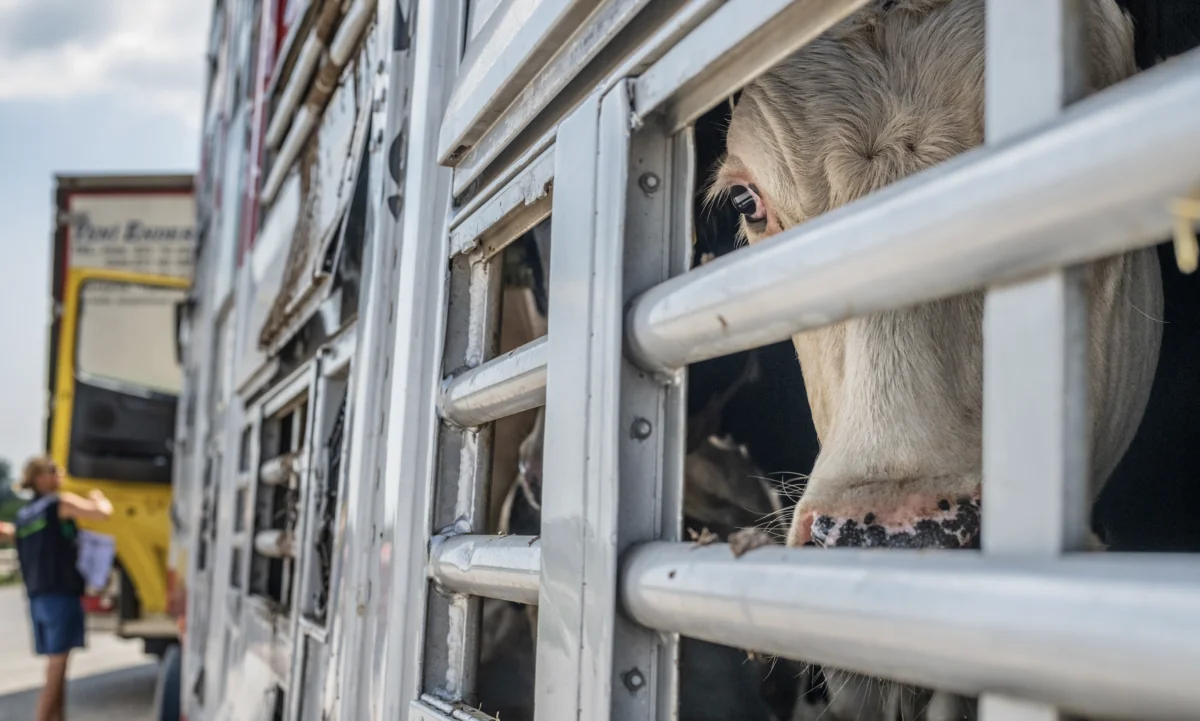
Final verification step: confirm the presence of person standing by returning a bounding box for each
[0,456,113,721]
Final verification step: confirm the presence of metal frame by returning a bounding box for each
[376,1,1200,721]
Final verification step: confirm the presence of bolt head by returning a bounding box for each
[624,669,646,692]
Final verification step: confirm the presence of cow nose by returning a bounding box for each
[794,494,981,549]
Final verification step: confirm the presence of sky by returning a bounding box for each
[0,0,210,466]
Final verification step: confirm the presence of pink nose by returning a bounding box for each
[792,494,981,549]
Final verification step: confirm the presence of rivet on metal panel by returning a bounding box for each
[638,173,661,194]
[630,417,653,441]
[623,668,646,693]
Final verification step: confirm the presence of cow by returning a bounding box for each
[709,0,1163,552]
[703,1,1166,718]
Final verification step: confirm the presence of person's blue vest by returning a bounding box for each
[15,494,85,598]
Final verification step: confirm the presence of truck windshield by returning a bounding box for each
[76,280,186,395]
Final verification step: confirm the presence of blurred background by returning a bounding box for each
[0,1,206,717]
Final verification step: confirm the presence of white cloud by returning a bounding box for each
[0,0,210,130]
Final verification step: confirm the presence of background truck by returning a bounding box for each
[47,173,195,656]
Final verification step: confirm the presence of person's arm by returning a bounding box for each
[58,490,114,522]
[0,521,13,544]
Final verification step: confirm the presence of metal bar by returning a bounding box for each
[261,361,316,416]
[982,272,1090,554]
[330,3,417,717]
[266,36,324,149]
[379,0,464,717]
[632,0,867,130]
[262,108,318,205]
[253,529,295,559]
[621,542,1200,721]
[450,129,555,227]
[329,0,377,65]
[258,451,300,486]
[982,3,1089,717]
[448,146,555,257]
[441,336,547,427]
[534,91,618,721]
[626,49,1200,371]
[428,534,541,605]
[604,89,693,721]
[981,0,1090,556]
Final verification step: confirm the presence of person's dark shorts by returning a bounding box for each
[29,594,86,656]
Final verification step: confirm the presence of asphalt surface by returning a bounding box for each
[0,585,158,721]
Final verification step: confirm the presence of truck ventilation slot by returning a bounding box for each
[309,393,346,624]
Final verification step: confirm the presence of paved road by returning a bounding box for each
[0,585,158,721]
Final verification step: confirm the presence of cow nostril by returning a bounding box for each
[809,496,981,549]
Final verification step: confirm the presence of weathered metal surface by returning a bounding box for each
[258,51,372,353]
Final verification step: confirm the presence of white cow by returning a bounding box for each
[711,0,1163,551]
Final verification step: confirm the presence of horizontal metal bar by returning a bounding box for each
[621,542,1200,721]
[266,35,323,149]
[440,336,547,427]
[259,452,300,486]
[428,534,541,605]
[260,360,314,416]
[633,0,867,130]
[627,48,1200,371]
[328,0,376,65]
[253,529,295,559]
[448,146,554,257]
[451,128,555,222]
[262,107,318,205]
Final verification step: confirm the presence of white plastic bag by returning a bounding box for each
[76,529,116,591]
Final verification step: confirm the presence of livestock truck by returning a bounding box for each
[48,174,195,656]
[166,1,1200,721]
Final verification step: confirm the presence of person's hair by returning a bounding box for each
[21,455,58,491]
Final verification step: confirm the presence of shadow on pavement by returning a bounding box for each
[0,663,157,721]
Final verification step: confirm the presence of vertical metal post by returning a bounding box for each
[534,90,610,721]
[377,0,465,718]
[614,95,691,721]
[981,1,1088,719]
[536,80,688,721]
[330,1,415,718]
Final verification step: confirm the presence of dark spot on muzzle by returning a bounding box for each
[812,497,981,549]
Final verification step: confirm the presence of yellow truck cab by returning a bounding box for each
[46,174,195,655]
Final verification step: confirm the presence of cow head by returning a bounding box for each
[710,0,1163,550]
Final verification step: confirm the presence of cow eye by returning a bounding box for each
[729,184,765,222]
